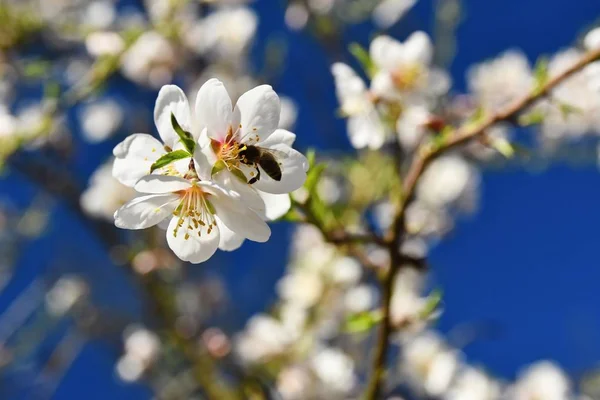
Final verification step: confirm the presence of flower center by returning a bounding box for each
[391,64,423,91]
[172,185,216,240]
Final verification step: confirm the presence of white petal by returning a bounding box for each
[371,72,401,101]
[134,175,191,194]
[216,219,245,251]
[585,27,600,50]
[112,134,166,187]
[258,128,296,147]
[234,85,280,144]
[166,216,220,264]
[195,79,233,142]
[210,191,271,242]
[154,85,193,148]
[195,130,219,180]
[114,194,179,230]
[403,31,433,65]
[370,35,405,71]
[252,144,308,194]
[213,170,266,215]
[348,112,386,150]
[259,191,291,220]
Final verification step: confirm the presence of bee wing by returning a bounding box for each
[262,148,288,162]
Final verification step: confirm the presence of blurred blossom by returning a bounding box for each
[0,106,17,139]
[401,332,461,396]
[370,32,450,103]
[396,105,432,150]
[79,100,123,143]
[236,314,294,363]
[405,200,453,238]
[310,347,357,394]
[416,155,479,212]
[507,361,571,400]
[277,269,324,308]
[84,0,116,29]
[584,27,600,50]
[467,50,533,111]
[117,326,160,382]
[372,0,417,29]
[317,175,343,204]
[285,3,309,31]
[332,62,388,149]
[328,256,362,286]
[445,367,502,400]
[344,284,377,313]
[80,160,135,220]
[191,7,257,62]
[120,31,176,88]
[277,366,312,400]
[45,276,87,316]
[85,31,125,57]
[390,267,429,330]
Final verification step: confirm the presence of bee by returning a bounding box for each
[239,145,283,185]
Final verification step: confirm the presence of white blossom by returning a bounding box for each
[331,62,388,149]
[507,361,571,400]
[584,27,600,50]
[445,368,502,400]
[81,160,135,220]
[311,347,356,394]
[277,269,324,308]
[120,31,176,88]
[85,31,125,57]
[45,276,87,316]
[372,0,417,29]
[79,100,123,143]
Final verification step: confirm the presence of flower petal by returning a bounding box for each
[114,194,179,230]
[213,170,266,216]
[209,188,271,242]
[195,79,233,142]
[112,134,166,187]
[348,112,387,150]
[166,215,220,263]
[252,144,308,194]
[234,85,280,144]
[216,219,245,251]
[195,130,219,180]
[259,191,291,220]
[154,85,193,147]
[370,35,405,71]
[258,128,296,147]
[134,175,192,194]
[403,31,432,65]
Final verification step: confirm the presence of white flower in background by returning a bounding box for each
[327,256,362,285]
[390,267,429,330]
[196,79,308,224]
[584,27,600,50]
[79,100,123,143]
[507,361,571,400]
[114,175,270,263]
[311,347,357,394]
[279,97,299,131]
[416,155,479,213]
[45,276,87,316]
[401,332,460,396]
[81,160,135,220]
[370,32,450,103]
[0,105,17,139]
[331,62,387,149]
[120,31,176,88]
[117,326,160,382]
[344,284,377,313]
[85,31,125,57]
[277,366,312,400]
[445,368,502,400]
[285,2,310,31]
[467,50,533,112]
[190,7,257,61]
[539,48,600,143]
[405,200,453,238]
[84,0,116,29]
[236,314,294,363]
[277,269,324,308]
[372,0,417,29]
[396,105,432,150]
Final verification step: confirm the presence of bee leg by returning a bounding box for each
[248,166,260,185]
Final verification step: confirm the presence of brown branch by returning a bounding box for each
[364,46,600,400]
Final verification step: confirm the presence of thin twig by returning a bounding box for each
[364,46,600,400]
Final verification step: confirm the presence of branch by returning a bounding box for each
[364,46,600,400]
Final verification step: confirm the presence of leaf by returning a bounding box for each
[518,109,545,126]
[490,137,515,158]
[419,289,443,320]
[305,163,326,195]
[344,310,383,334]
[349,42,376,78]
[150,150,190,172]
[211,160,227,177]
[533,57,549,95]
[171,112,196,154]
[558,102,583,119]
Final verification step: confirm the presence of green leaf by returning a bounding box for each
[518,109,545,126]
[349,42,376,78]
[150,150,190,173]
[171,112,196,154]
[344,310,383,334]
[305,163,326,195]
[211,160,227,177]
[559,102,583,119]
[490,137,515,158]
[533,57,549,95]
[419,289,443,320]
